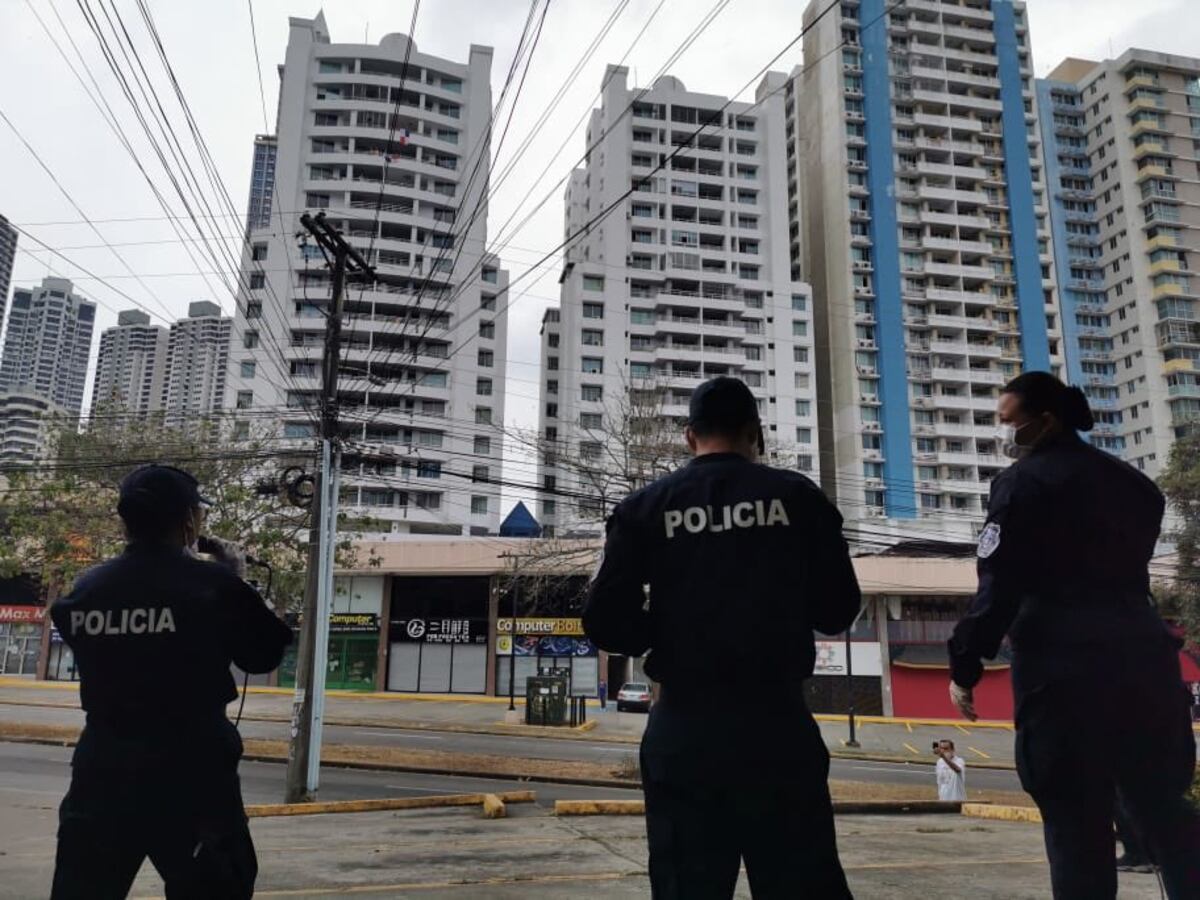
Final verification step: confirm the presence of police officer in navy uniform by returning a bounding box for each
[948,372,1200,899]
[50,465,292,899]
[585,376,860,899]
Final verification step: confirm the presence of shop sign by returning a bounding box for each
[496,634,595,657]
[496,617,584,636]
[0,605,46,624]
[812,641,883,677]
[330,613,378,634]
[394,618,485,645]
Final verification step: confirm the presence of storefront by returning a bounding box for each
[0,605,45,676]
[495,617,598,698]
[386,576,489,694]
[278,576,385,692]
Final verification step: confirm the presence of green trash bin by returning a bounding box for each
[525,673,569,726]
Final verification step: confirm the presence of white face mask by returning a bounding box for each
[997,424,1020,459]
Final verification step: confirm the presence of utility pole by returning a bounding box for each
[285,212,373,803]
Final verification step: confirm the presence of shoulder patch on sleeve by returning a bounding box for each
[977,522,1001,559]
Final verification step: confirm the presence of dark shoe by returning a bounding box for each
[1115,854,1156,874]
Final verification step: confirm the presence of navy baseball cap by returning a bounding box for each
[117,465,211,526]
[687,376,761,433]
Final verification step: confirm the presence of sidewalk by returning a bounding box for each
[0,676,1021,765]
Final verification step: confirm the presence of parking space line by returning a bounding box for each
[902,742,921,755]
[954,724,971,735]
[904,721,913,733]
[967,746,991,760]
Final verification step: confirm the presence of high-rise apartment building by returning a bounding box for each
[246,134,278,235]
[163,301,231,418]
[0,215,17,329]
[0,277,96,417]
[536,68,821,536]
[228,13,508,536]
[91,309,169,414]
[1039,51,1200,477]
[0,392,64,463]
[796,0,1062,535]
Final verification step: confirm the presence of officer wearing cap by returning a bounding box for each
[50,464,292,900]
[948,372,1200,898]
[585,376,860,899]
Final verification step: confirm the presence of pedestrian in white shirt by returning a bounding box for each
[935,739,967,802]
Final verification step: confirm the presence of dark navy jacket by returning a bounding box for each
[584,453,861,702]
[52,543,292,775]
[949,433,1175,699]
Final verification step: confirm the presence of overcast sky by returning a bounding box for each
[2,0,1197,509]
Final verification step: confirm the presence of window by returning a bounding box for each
[474,436,491,454]
[548,333,560,348]
[243,330,259,349]
[471,496,489,515]
[582,329,604,346]
[547,379,559,396]
[583,302,604,319]
[796,400,811,417]
[476,407,493,425]
[236,391,253,409]
[416,460,442,479]
[479,321,495,339]
[791,294,808,311]
[284,422,315,438]
[476,377,492,396]
[240,361,256,379]
[582,384,603,402]
[482,268,498,283]
[233,421,250,441]
[545,403,559,419]
[478,349,494,367]
[580,441,602,460]
[472,465,490,483]
[249,272,265,290]
[794,347,809,363]
[792,320,808,338]
[796,428,812,444]
[582,357,603,374]
[481,294,496,311]
[580,412,603,430]
[583,275,605,291]
[246,301,262,320]
[252,244,267,261]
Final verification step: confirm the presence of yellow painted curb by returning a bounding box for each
[481,794,506,819]
[245,790,535,818]
[555,799,645,816]
[961,802,1042,824]
[0,677,79,691]
[813,712,1016,731]
[574,719,599,733]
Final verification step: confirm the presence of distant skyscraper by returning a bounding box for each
[0,277,96,417]
[162,301,231,418]
[0,391,64,463]
[1039,51,1200,477]
[0,215,16,331]
[91,309,169,415]
[795,0,1062,536]
[246,134,278,235]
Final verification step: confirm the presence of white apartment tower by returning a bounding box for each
[796,0,1063,537]
[163,301,231,418]
[91,309,169,415]
[228,13,508,536]
[0,277,96,418]
[537,68,821,535]
[0,215,16,328]
[1039,51,1200,478]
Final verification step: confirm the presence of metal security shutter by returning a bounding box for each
[571,657,599,696]
[418,643,452,692]
[387,642,420,692]
[450,644,486,694]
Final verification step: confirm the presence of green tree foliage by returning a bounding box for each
[0,409,318,611]
[1158,430,1200,645]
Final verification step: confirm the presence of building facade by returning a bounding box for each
[0,277,96,417]
[246,134,278,236]
[162,301,231,418]
[227,13,509,536]
[0,215,16,330]
[1039,51,1200,476]
[90,309,169,415]
[796,0,1063,538]
[0,391,65,463]
[537,68,821,535]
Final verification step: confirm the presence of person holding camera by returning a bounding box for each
[49,465,293,899]
[933,739,966,802]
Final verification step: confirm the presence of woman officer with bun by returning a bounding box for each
[947,371,1200,899]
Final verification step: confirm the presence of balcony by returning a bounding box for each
[1125,73,1164,93]
[1150,258,1186,277]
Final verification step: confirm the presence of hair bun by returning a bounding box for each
[1063,386,1094,432]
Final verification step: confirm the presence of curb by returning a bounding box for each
[829,750,1017,772]
[556,799,644,816]
[554,799,967,817]
[245,790,535,818]
[961,802,1042,824]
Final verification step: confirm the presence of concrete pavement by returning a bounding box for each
[0,768,1164,900]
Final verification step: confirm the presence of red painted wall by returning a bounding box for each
[890,665,1015,720]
